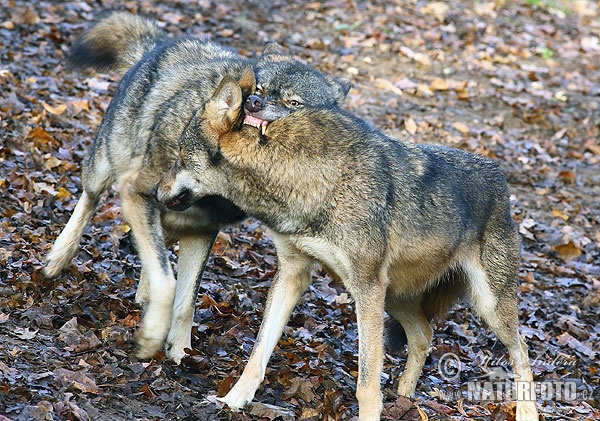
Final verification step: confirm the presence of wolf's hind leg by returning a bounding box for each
[136,233,177,308]
[386,297,432,397]
[463,256,538,421]
[44,191,100,278]
[165,232,217,364]
[135,266,150,307]
[120,187,176,360]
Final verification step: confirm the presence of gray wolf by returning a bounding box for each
[153,75,539,421]
[43,12,351,364]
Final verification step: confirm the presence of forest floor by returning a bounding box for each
[0,0,599,420]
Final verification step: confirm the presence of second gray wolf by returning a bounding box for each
[153,75,539,421]
[43,12,351,363]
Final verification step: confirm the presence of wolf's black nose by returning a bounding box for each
[245,95,264,113]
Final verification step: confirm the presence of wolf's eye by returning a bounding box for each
[289,100,302,107]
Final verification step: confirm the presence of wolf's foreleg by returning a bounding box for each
[120,186,176,359]
[165,232,216,363]
[219,235,312,410]
[353,280,386,421]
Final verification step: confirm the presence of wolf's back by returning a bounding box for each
[69,12,166,74]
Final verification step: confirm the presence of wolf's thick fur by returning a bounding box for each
[247,42,351,121]
[44,12,352,364]
[154,76,539,421]
[44,12,251,362]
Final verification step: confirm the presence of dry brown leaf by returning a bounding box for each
[55,368,102,394]
[374,77,403,96]
[558,170,576,184]
[405,117,417,135]
[249,402,295,420]
[452,121,470,134]
[42,101,67,115]
[28,126,59,149]
[283,377,317,402]
[556,332,596,358]
[552,241,582,261]
[430,78,449,91]
[420,2,450,22]
[552,209,569,221]
[44,155,62,170]
[70,99,90,114]
[299,407,320,419]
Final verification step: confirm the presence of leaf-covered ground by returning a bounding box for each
[1,1,599,420]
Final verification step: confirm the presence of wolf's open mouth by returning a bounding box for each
[244,114,269,135]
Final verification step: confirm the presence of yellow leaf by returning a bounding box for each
[420,2,449,22]
[553,241,582,262]
[42,102,67,115]
[374,78,403,96]
[405,117,417,135]
[56,187,71,201]
[417,405,429,421]
[417,83,434,96]
[552,209,569,221]
[70,99,90,114]
[452,121,470,134]
[44,155,62,170]
[430,78,448,91]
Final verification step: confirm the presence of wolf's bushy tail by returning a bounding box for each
[69,12,166,74]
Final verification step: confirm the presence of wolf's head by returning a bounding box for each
[152,68,257,212]
[244,42,351,131]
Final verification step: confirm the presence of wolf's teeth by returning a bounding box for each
[261,125,266,135]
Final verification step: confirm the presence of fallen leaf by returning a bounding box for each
[299,407,320,420]
[430,78,449,91]
[420,2,450,23]
[552,209,569,221]
[374,77,403,96]
[283,377,317,402]
[42,101,68,115]
[249,402,295,420]
[55,368,102,394]
[405,117,417,134]
[488,401,516,420]
[13,327,38,340]
[556,332,596,359]
[452,121,470,134]
[552,241,582,262]
[558,170,576,184]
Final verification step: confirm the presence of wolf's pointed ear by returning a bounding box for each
[238,66,256,95]
[257,42,290,64]
[329,76,352,105]
[262,42,286,56]
[202,75,243,134]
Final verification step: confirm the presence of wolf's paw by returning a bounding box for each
[216,393,250,412]
[43,254,70,279]
[516,401,539,421]
[135,316,171,360]
[164,338,188,365]
[396,381,416,398]
[42,263,61,279]
[217,381,261,412]
[135,330,166,360]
